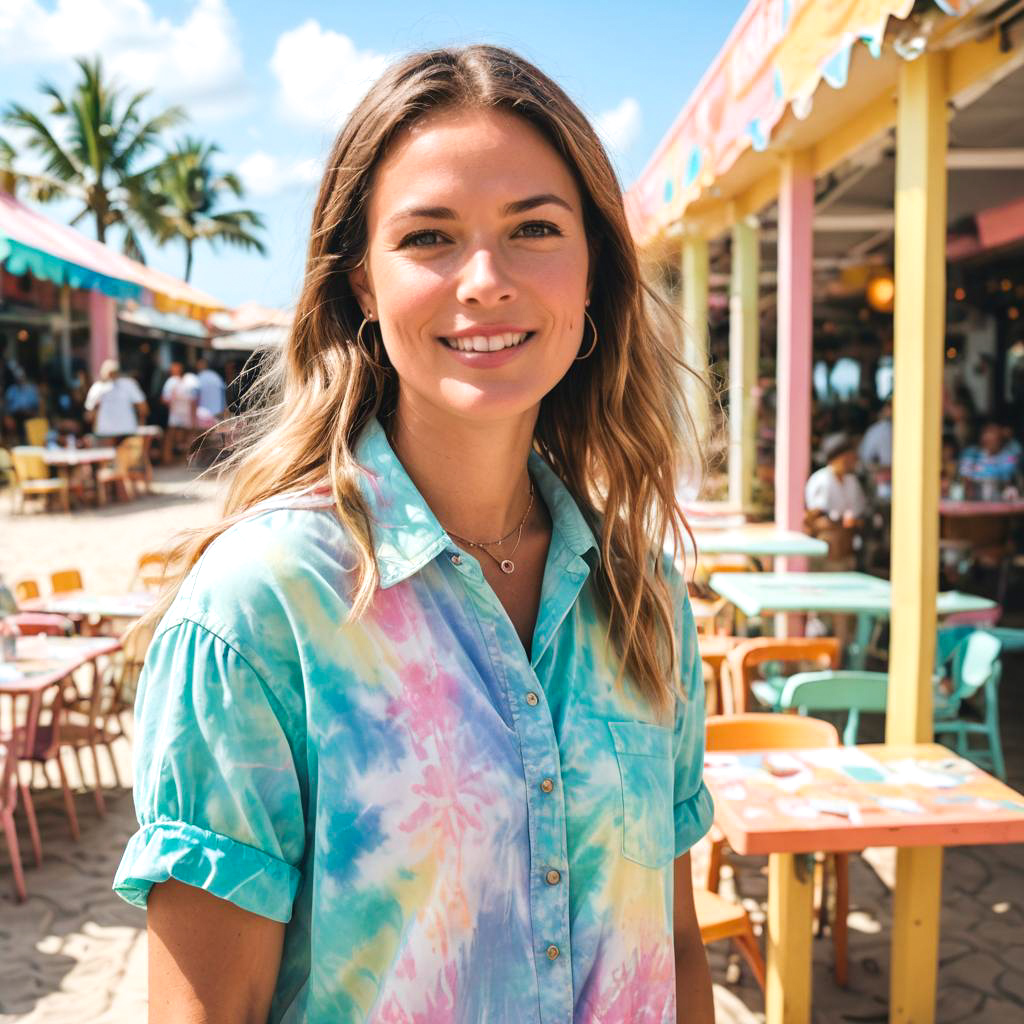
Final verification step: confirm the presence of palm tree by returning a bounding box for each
[2,56,186,260]
[146,137,266,282]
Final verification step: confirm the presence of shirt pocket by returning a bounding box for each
[608,721,675,869]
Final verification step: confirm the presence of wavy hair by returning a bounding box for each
[137,44,706,714]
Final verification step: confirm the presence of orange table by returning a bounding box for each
[703,743,1024,1024]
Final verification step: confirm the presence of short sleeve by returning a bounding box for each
[83,382,101,412]
[113,618,307,922]
[672,590,714,856]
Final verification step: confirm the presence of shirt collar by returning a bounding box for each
[355,417,599,589]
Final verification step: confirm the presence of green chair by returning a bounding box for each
[932,629,1004,780]
[752,628,1005,778]
[751,671,888,746]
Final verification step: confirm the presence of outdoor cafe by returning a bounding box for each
[633,1,1024,1022]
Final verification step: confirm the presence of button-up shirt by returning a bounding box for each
[113,417,713,1023]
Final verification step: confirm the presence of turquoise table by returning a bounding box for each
[707,571,997,667]
[688,526,828,559]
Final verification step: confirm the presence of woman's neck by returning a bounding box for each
[388,399,538,542]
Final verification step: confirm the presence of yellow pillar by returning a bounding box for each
[681,232,711,446]
[766,853,813,1024]
[888,50,948,1024]
[729,217,759,510]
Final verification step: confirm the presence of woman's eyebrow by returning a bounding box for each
[384,193,574,228]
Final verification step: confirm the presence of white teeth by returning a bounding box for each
[443,332,529,352]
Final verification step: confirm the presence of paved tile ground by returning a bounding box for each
[1,467,1022,1022]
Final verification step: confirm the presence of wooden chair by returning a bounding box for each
[50,569,84,595]
[697,634,746,716]
[122,435,151,495]
[14,579,40,603]
[23,417,49,447]
[694,886,766,991]
[10,448,70,513]
[1,728,38,902]
[705,713,850,987]
[723,636,841,714]
[96,438,141,503]
[132,551,169,591]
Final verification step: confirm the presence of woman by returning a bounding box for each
[115,45,714,1024]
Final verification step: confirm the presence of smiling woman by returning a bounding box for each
[113,44,715,1024]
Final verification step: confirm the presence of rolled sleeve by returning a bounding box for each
[113,617,307,922]
[672,591,714,856]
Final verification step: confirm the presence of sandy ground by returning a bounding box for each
[1,466,1023,1022]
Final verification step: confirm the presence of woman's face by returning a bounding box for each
[350,106,591,428]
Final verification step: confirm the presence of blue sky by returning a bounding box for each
[1,0,746,310]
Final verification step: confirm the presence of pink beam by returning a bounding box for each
[775,153,814,541]
[88,291,117,379]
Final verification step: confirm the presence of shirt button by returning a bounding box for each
[450,554,462,566]
[540,778,554,794]
[525,691,539,706]
[545,869,561,885]
[546,944,560,960]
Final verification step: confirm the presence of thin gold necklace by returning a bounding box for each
[444,481,535,575]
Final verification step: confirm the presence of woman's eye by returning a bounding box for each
[515,221,562,239]
[399,230,447,248]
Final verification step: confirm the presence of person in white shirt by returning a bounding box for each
[161,362,199,462]
[859,400,893,468]
[84,359,148,441]
[805,434,867,527]
[195,357,226,419]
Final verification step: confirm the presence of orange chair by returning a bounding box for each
[50,569,84,595]
[705,713,849,986]
[14,579,40,603]
[697,634,746,716]
[694,887,766,991]
[132,551,169,591]
[723,636,841,714]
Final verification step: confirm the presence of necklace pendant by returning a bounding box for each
[499,559,515,574]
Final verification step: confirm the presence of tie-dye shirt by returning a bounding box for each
[113,417,713,1023]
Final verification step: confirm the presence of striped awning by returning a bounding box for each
[0,190,224,319]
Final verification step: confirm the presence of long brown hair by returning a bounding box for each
[139,45,706,714]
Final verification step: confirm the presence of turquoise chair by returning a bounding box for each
[752,628,1005,778]
[751,671,888,746]
[932,629,1004,780]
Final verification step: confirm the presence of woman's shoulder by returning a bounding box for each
[162,500,353,650]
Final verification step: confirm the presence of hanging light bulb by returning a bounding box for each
[867,271,895,313]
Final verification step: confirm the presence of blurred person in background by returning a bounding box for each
[160,361,199,463]
[958,417,1021,498]
[3,365,40,441]
[84,359,148,444]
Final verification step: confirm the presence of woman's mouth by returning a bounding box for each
[439,331,534,352]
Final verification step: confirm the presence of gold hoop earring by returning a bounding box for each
[576,309,598,361]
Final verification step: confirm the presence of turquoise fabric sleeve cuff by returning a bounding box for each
[113,820,301,924]
[674,781,715,857]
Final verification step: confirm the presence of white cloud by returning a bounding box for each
[0,0,246,119]
[270,20,389,129]
[237,151,322,199]
[595,97,642,157]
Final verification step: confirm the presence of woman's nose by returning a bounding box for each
[455,247,516,307]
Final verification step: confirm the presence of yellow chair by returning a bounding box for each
[694,887,766,991]
[96,437,143,503]
[14,579,40,603]
[705,713,849,987]
[23,417,49,447]
[50,569,84,595]
[10,447,70,513]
